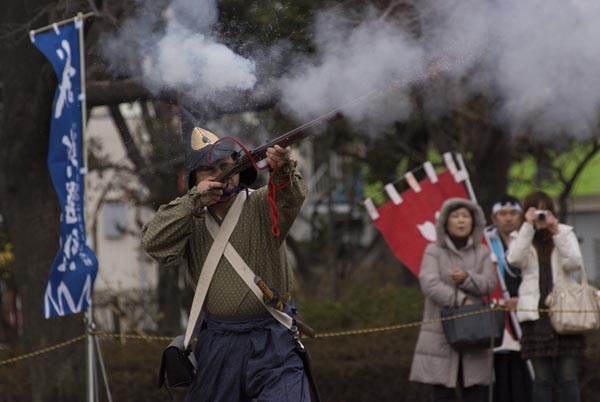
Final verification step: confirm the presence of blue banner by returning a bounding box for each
[32,21,98,318]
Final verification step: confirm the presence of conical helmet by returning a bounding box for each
[180,106,257,189]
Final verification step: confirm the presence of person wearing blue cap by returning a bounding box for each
[141,108,312,402]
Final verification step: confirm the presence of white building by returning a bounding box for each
[85,105,158,333]
[567,194,600,282]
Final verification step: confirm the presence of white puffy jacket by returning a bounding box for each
[506,222,583,322]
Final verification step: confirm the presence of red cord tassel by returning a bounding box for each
[267,163,291,236]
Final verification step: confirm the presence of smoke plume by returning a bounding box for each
[278,8,424,131]
[102,0,600,137]
[101,0,256,101]
[280,0,600,137]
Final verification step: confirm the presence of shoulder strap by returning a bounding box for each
[205,214,294,330]
[183,192,246,347]
[554,256,589,287]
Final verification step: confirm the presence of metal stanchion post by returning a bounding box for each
[85,308,113,402]
[85,311,96,402]
[94,329,113,402]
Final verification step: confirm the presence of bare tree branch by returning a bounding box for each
[88,79,162,106]
[557,137,600,220]
[87,79,279,115]
[108,104,148,174]
[378,0,403,21]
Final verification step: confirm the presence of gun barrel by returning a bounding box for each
[214,112,344,183]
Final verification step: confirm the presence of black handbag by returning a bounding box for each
[158,335,197,389]
[440,282,504,351]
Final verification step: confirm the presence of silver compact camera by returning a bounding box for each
[536,210,547,221]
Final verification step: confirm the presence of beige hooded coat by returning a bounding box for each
[409,198,497,388]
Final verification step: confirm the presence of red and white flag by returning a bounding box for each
[366,163,470,277]
[366,155,527,360]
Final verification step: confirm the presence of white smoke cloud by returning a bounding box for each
[101,0,600,137]
[143,21,256,95]
[490,0,600,135]
[101,0,256,100]
[280,1,600,137]
[279,9,424,130]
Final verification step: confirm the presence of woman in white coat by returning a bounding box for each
[506,191,585,402]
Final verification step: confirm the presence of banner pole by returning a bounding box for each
[85,312,96,402]
[75,13,99,402]
[77,13,89,173]
[455,153,535,380]
[29,11,95,36]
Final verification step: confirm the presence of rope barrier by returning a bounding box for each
[93,332,174,342]
[315,305,502,338]
[0,334,87,366]
[2,306,600,366]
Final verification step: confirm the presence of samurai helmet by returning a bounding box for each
[180,106,257,189]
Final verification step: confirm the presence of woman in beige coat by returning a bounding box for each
[410,198,497,402]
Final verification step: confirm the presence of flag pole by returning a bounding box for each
[73,12,95,402]
[455,153,535,380]
[29,11,95,36]
[73,12,111,402]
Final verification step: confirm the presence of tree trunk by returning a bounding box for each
[470,125,510,222]
[157,264,183,334]
[0,5,86,402]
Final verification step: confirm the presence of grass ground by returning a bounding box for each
[2,285,600,401]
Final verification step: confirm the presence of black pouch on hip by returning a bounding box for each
[158,335,197,390]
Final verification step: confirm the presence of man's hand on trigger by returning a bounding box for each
[266,145,291,170]
[196,176,225,206]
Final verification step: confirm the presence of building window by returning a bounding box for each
[103,202,128,239]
